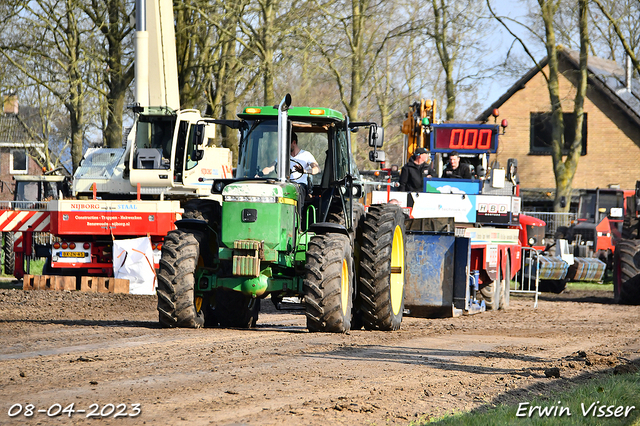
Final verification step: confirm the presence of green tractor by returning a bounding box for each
[157,95,407,332]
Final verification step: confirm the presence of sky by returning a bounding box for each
[480,0,545,110]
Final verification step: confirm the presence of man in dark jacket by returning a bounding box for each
[398,147,434,192]
[442,150,473,179]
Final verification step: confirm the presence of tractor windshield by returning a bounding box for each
[236,121,279,179]
[578,190,624,223]
[133,111,176,170]
[236,118,350,188]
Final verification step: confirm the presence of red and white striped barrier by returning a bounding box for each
[0,210,50,232]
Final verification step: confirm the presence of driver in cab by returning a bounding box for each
[261,132,320,202]
[261,132,319,180]
[442,150,473,179]
[288,132,320,183]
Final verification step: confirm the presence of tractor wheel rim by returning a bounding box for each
[390,225,405,316]
[195,296,203,313]
[341,259,349,316]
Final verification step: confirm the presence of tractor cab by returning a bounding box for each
[13,175,70,208]
[577,188,626,226]
[567,187,627,259]
[203,98,383,233]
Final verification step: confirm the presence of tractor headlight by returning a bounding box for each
[224,195,277,203]
[528,237,535,245]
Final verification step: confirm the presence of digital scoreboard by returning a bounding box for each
[429,123,499,154]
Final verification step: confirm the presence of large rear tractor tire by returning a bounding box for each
[304,233,353,333]
[157,229,206,328]
[499,255,511,310]
[613,239,640,304]
[358,204,406,331]
[3,232,14,276]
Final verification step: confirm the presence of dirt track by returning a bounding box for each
[1,285,639,425]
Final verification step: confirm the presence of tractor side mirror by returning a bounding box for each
[192,149,204,161]
[194,123,206,146]
[369,150,386,162]
[368,126,384,148]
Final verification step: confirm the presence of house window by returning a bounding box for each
[10,150,28,174]
[530,112,587,155]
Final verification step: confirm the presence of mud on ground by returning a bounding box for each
[0,286,639,425]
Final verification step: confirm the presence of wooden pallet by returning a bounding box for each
[23,275,129,294]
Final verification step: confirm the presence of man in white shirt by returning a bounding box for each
[289,132,320,183]
[261,133,319,183]
[260,132,320,208]
[288,132,319,212]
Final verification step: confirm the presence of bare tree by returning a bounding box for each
[0,0,94,172]
[489,0,589,212]
[12,88,72,171]
[427,0,497,120]
[304,0,415,123]
[591,0,640,76]
[177,0,262,162]
[81,0,135,149]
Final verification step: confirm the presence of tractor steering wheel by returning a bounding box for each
[290,158,305,180]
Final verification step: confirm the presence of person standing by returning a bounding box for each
[398,147,433,192]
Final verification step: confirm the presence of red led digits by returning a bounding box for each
[477,129,492,149]
[433,125,497,152]
[450,129,464,148]
[463,129,477,149]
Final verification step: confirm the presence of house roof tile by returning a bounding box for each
[477,47,640,127]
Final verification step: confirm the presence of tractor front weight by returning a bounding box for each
[196,267,304,298]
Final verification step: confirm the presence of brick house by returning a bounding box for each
[477,48,640,209]
[0,97,48,201]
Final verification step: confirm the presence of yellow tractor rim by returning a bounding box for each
[390,225,405,316]
[341,258,349,316]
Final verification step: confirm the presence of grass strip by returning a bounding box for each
[421,369,640,425]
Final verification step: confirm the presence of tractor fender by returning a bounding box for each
[308,222,350,237]
[174,218,209,231]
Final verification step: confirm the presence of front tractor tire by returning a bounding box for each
[613,239,640,304]
[304,233,354,333]
[157,229,206,328]
[215,289,260,328]
[358,204,406,331]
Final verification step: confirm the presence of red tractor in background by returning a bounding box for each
[518,214,547,252]
[613,181,640,304]
[556,187,633,268]
[523,185,636,295]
